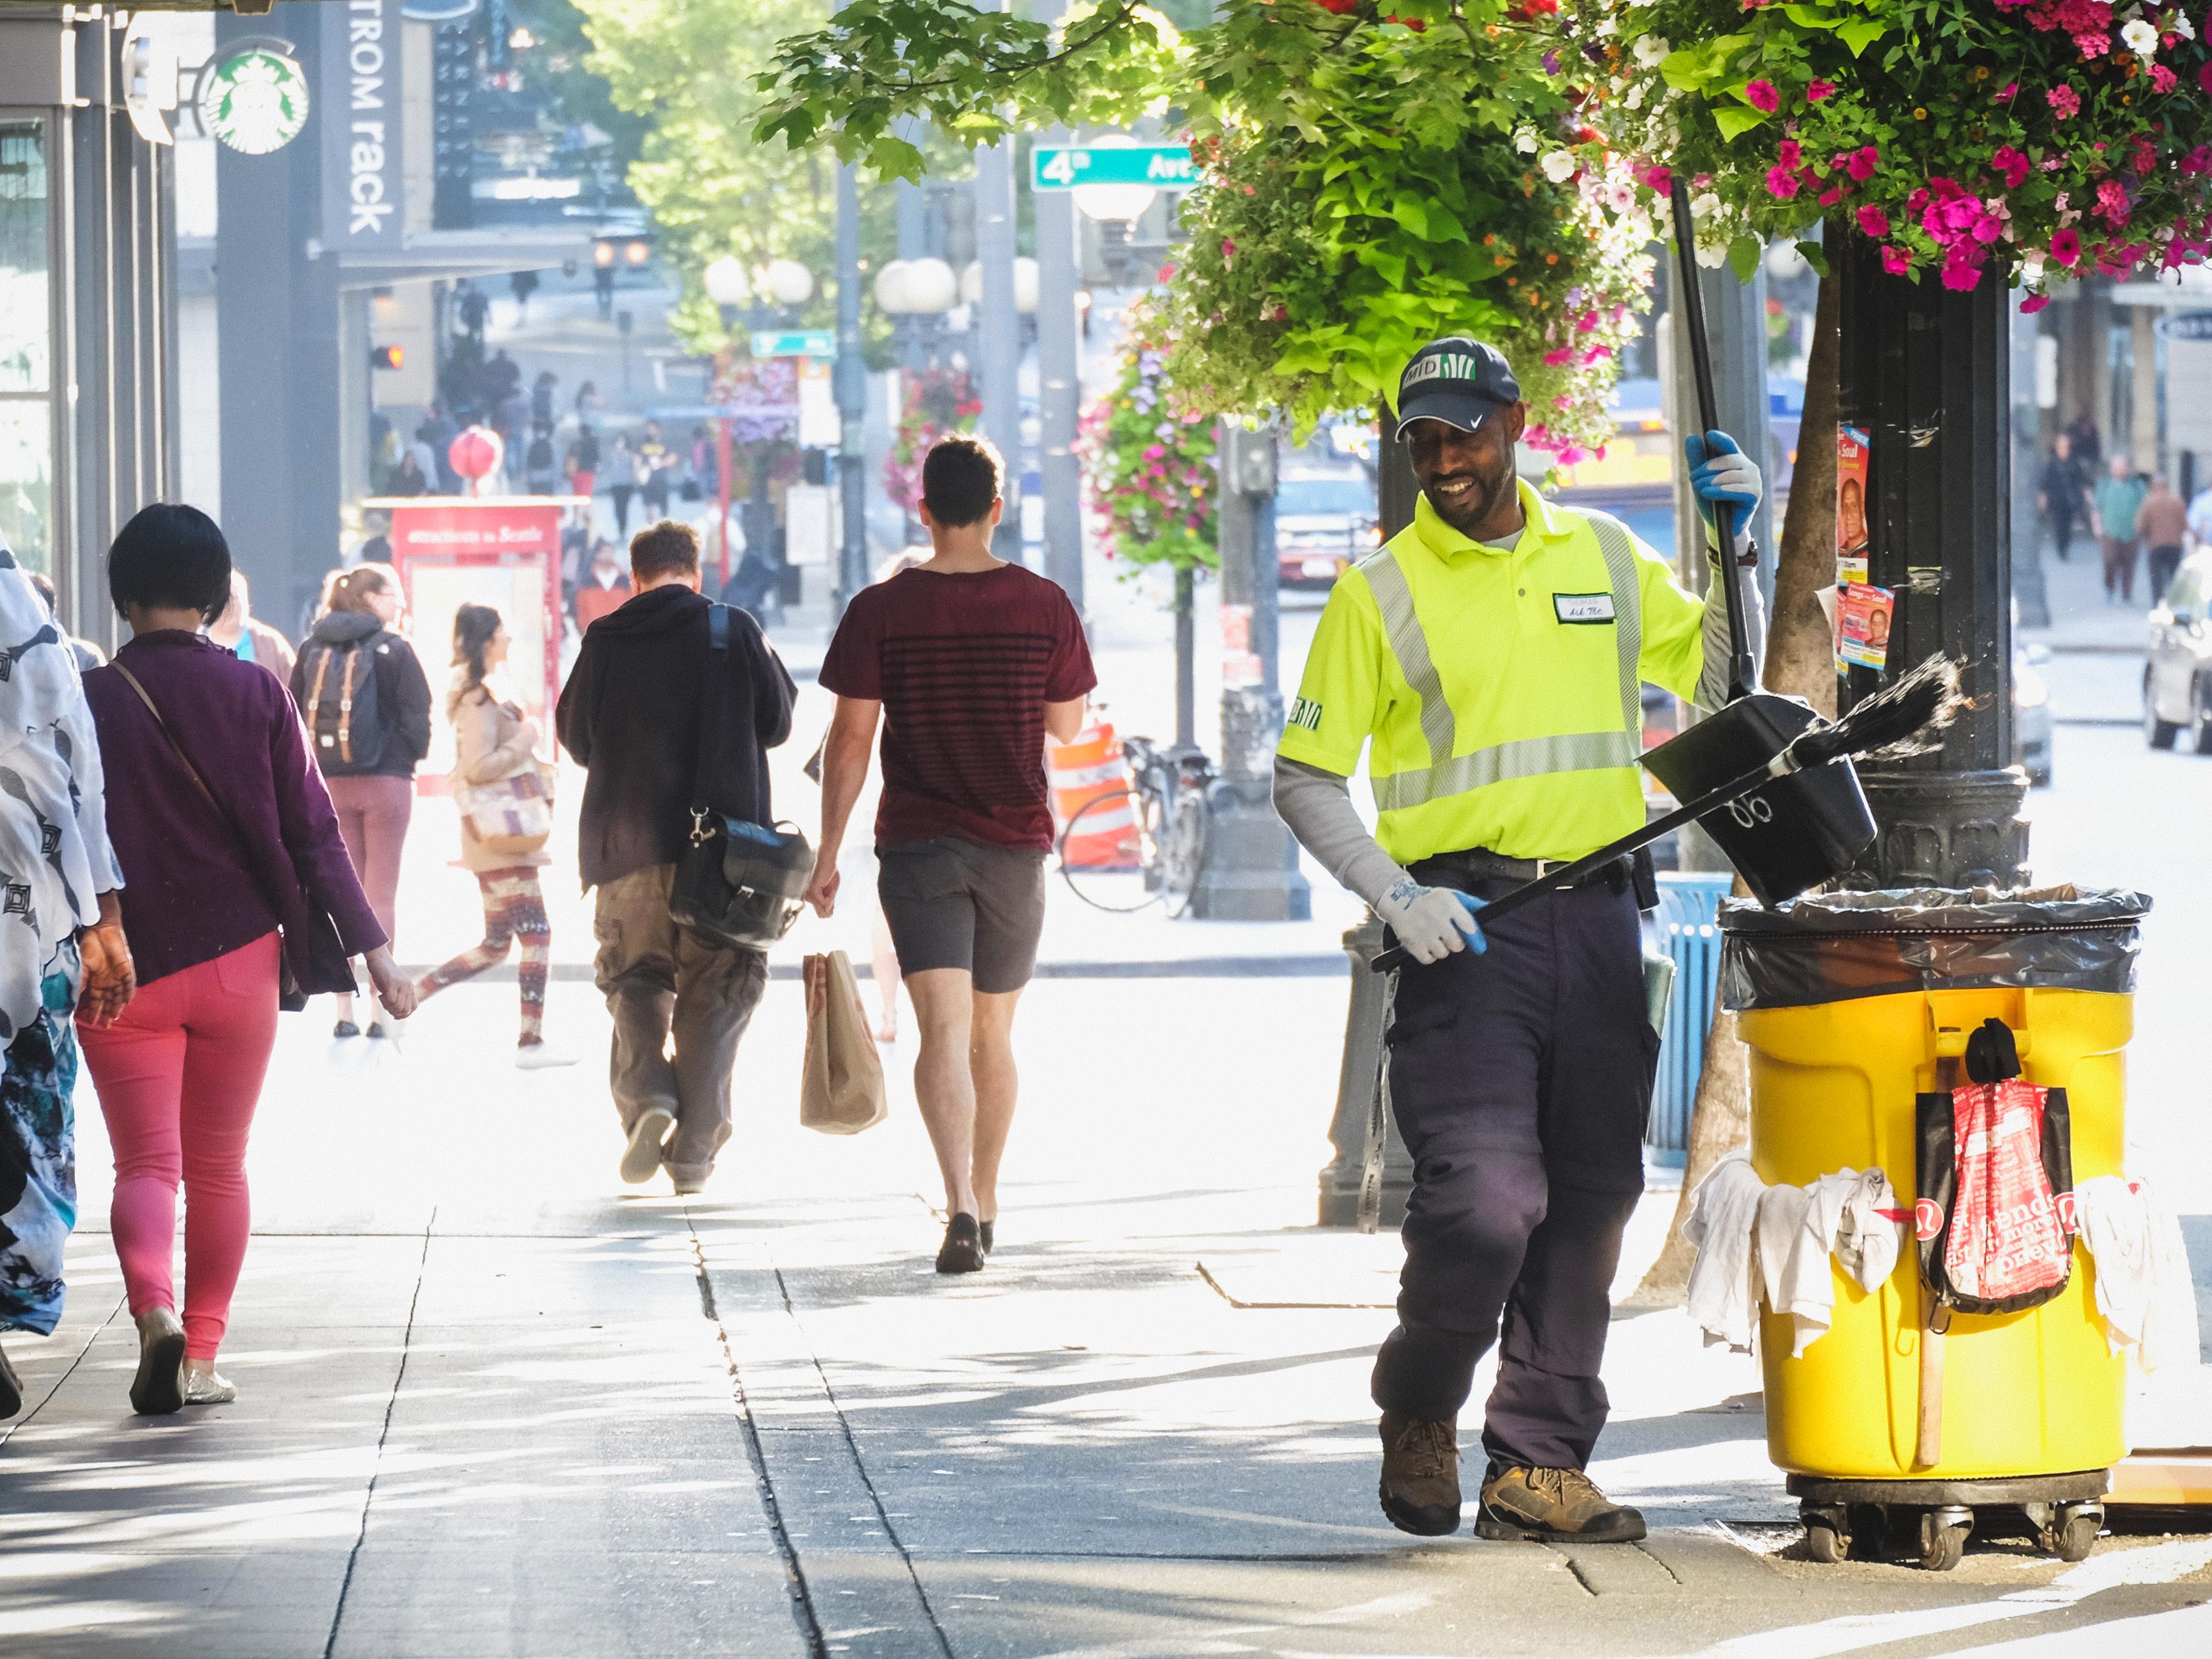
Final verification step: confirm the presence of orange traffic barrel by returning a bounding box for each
[1049,720,1140,869]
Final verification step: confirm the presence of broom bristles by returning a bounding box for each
[1790,654,1966,770]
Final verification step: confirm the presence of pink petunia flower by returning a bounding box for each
[1846,145,1880,182]
[1766,165,1801,199]
[1996,82,2018,101]
[1882,245,1912,276]
[1941,257,1984,292]
[1778,139,1803,170]
[2153,65,2179,93]
[2051,227,2082,266]
[1858,205,1891,238]
[1818,184,1845,207]
[2201,62,2212,95]
[2049,84,2082,117]
[1991,145,2030,188]
[1806,79,1838,101]
[1745,80,1780,113]
[1639,163,1673,193]
[2021,293,2051,314]
[1542,347,1575,366]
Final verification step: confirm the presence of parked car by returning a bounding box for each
[2144,549,2212,752]
[1275,469,1379,589]
[2015,643,2052,787]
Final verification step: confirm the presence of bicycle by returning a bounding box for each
[1057,734,1214,916]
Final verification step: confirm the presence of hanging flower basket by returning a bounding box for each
[883,366,983,517]
[1594,0,2212,302]
[1078,300,1219,573]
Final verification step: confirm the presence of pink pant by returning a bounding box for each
[78,933,280,1360]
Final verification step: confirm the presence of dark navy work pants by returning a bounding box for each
[1369,862,1656,1473]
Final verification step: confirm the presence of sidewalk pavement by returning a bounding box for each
[9,947,2212,1656]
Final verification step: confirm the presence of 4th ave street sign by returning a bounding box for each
[1030,144,1197,192]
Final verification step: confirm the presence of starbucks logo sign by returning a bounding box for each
[200,47,310,155]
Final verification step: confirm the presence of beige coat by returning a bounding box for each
[451,683,550,870]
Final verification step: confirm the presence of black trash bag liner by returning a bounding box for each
[1718,885,2151,1011]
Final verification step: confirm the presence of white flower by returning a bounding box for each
[2175,11,2194,39]
[2122,16,2160,53]
[1633,34,1671,66]
[1691,190,1722,219]
[1515,128,1539,154]
[1595,14,1618,35]
[1694,238,1729,269]
[1625,82,1648,109]
[1540,149,1579,183]
[2022,250,2047,282]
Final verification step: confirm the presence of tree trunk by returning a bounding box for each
[1630,271,1839,1305]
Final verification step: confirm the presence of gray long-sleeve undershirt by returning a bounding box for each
[1273,528,1766,906]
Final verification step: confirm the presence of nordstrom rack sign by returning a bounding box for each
[321,0,406,253]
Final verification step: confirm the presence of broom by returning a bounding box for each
[1370,654,1966,972]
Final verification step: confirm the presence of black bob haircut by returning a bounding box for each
[920,435,1003,529]
[108,503,232,626]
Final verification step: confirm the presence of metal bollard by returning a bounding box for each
[1316,914,1411,1228]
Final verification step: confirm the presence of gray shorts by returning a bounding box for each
[877,837,1048,993]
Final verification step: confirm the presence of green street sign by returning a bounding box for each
[751,330,836,359]
[1030,145,1198,192]
[200,47,311,157]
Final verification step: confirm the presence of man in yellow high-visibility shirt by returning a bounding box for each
[1275,336,1763,1544]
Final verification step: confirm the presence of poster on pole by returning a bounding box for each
[375,497,576,790]
[1836,423,1871,585]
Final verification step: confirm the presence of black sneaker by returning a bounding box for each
[332,1020,361,1039]
[935,1213,984,1275]
[978,1219,995,1257]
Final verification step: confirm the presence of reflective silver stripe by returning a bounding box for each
[1360,550,1456,770]
[1585,512,1645,736]
[1371,730,1639,811]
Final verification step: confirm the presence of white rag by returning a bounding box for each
[1761,1167,1905,1358]
[1683,1147,1767,1352]
[2074,1173,2201,1373]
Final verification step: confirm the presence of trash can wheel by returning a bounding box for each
[1799,1501,1850,1563]
[1918,1506,1973,1572]
[2039,1502,2102,1563]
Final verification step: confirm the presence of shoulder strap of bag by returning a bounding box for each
[113,658,299,923]
[688,602,733,843]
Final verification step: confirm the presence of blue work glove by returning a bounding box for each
[1377,880,1488,965]
[1686,429,1762,536]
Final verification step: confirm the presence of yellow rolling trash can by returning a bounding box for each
[1718,885,2151,1570]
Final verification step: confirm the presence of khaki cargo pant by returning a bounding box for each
[592,863,770,1185]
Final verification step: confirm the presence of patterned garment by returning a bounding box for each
[414,868,551,1044]
[0,951,82,1335]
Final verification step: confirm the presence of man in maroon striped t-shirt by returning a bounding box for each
[807,437,1096,1275]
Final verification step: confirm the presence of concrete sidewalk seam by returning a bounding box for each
[0,1291,122,1450]
[766,1256,959,1659]
[685,1214,830,1659]
[322,1206,434,1659]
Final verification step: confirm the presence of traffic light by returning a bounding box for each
[371,344,404,371]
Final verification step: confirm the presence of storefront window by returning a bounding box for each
[0,120,53,573]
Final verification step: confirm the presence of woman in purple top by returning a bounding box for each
[78,505,415,1415]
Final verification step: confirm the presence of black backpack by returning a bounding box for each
[301,636,388,775]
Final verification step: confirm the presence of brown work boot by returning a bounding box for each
[1377,1411,1462,1537]
[1477,1464,1646,1543]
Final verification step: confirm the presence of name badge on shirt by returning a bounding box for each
[1554,592,1616,625]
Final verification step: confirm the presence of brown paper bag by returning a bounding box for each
[801,951,887,1134]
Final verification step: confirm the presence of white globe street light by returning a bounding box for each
[1070,134,1157,224]
[1013,256,1040,316]
[874,259,915,314]
[901,257,957,316]
[761,257,814,307]
[702,255,750,308]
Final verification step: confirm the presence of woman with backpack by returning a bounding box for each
[291,564,432,1039]
[411,606,573,1068]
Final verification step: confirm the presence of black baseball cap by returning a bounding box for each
[1394,337,1521,438]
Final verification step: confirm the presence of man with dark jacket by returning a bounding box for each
[556,518,796,1194]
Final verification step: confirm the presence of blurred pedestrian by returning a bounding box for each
[2141,475,2190,601]
[419,406,461,493]
[531,370,558,432]
[511,269,540,325]
[525,424,559,496]
[457,280,489,342]
[567,426,600,500]
[638,420,675,519]
[208,571,296,683]
[2066,412,2102,471]
[556,520,795,1194]
[81,504,411,1414]
[2095,453,2149,605]
[357,512,394,568]
[2036,433,2091,564]
[388,449,433,498]
[292,564,431,1039]
[575,539,632,631]
[0,530,131,1423]
[805,438,1094,1273]
[608,434,639,536]
[413,606,573,1068]
[26,573,106,672]
[575,380,603,426]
